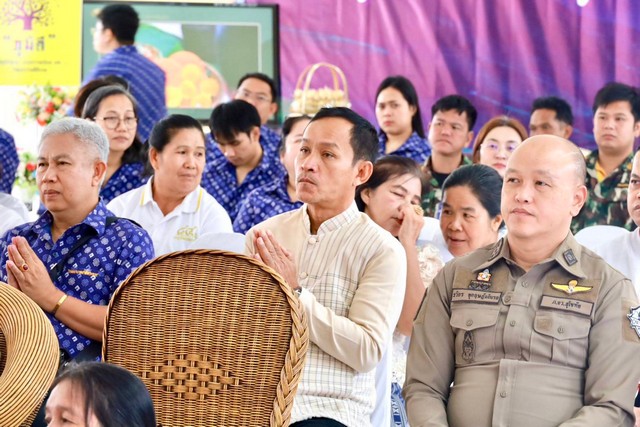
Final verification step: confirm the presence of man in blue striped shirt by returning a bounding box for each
[84,4,166,141]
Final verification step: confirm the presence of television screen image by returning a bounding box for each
[82,2,279,120]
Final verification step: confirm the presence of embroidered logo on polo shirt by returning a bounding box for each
[175,226,198,242]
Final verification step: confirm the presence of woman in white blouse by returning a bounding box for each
[108,114,232,255]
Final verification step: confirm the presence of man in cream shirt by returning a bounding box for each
[246,107,406,427]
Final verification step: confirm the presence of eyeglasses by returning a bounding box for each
[236,89,272,104]
[481,141,520,153]
[94,116,137,130]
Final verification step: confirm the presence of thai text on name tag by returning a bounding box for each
[452,289,502,304]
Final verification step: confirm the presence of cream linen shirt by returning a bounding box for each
[404,234,640,427]
[107,179,232,255]
[246,203,407,427]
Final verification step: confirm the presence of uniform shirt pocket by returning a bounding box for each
[532,312,591,368]
[450,306,500,364]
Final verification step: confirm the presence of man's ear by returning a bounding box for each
[563,124,574,139]
[268,102,278,119]
[92,161,107,187]
[466,130,475,147]
[571,185,588,217]
[353,160,373,187]
[250,126,261,144]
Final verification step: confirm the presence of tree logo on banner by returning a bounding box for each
[1,0,52,31]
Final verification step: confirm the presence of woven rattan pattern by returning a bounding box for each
[142,353,240,399]
[103,249,308,427]
[0,283,59,427]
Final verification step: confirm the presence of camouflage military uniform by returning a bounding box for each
[571,151,636,234]
[420,155,472,218]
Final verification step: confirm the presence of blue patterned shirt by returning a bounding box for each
[378,131,431,164]
[83,45,167,141]
[233,175,302,234]
[0,201,154,357]
[201,147,285,221]
[0,128,19,193]
[100,162,147,204]
[205,124,281,166]
[260,125,282,156]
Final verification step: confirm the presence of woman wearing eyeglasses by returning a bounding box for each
[471,115,528,178]
[82,85,148,203]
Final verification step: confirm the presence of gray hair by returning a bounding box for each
[40,117,109,162]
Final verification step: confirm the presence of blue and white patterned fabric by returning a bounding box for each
[100,161,147,204]
[83,45,167,141]
[0,128,19,193]
[232,175,302,234]
[378,131,431,164]
[205,124,281,166]
[201,146,284,222]
[260,125,282,156]
[0,201,154,357]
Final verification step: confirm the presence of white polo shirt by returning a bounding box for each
[107,179,232,255]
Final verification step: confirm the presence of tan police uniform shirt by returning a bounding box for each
[404,234,640,427]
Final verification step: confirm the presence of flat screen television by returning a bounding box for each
[81,1,279,121]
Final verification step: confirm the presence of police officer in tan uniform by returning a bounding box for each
[404,135,640,427]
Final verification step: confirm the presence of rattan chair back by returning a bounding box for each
[103,249,308,427]
[0,283,59,427]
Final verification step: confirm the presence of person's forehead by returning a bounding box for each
[531,108,559,122]
[377,87,404,101]
[508,147,572,177]
[304,118,352,140]
[433,109,467,123]
[40,133,84,153]
[215,132,248,144]
[595,100,633,115]
[238,78,271,94]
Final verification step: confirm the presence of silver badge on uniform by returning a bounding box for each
[628,306,640,338]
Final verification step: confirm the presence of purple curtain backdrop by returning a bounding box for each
[251,0,640,149]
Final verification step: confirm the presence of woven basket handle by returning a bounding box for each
[299,62,349,112]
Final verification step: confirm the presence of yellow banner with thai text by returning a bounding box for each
[0,0,81,85]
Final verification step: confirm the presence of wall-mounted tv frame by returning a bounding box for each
[81,1,280,122]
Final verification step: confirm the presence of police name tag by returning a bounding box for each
[452,289,502,304]
[540,295,594,317]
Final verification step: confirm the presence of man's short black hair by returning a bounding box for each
[209,100,261,141]
[592,82,640,122]
[310,107,378,164]
[237,72,278,103]
[531,96,574,126]
[431,95,478,131]
[97,4,139,45]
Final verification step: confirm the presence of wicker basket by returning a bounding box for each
[289,62,351,115]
